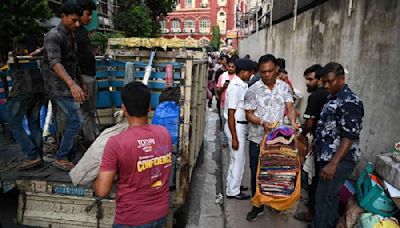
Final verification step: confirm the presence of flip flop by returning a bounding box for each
[53,160,75,171]
[18,158,43,170]
[293,212,314,222]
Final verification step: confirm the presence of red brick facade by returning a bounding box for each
[161,0,247,48]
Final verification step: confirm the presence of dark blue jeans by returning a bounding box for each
[249,141,260,197]
[51,96,82,160]
[313,159,355,228]
[112,216,167,228]
[7,93,43,159]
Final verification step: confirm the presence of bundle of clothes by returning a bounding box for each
[258,125,299,197]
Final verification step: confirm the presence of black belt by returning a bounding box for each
[237,121,248,124]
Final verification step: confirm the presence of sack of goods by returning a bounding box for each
[252,125,301,211]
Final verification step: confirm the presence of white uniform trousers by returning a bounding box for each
[225,122,248,196]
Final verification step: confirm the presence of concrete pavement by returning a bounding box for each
[220,133,308,228]
[185,106,310,228]
[185,109,224,228]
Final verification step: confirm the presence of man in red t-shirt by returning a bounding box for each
[95,82,172,227]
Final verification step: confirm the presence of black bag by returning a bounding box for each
[159,87,180,104]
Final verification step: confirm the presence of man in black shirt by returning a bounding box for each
[75,0,99,142]
[294,64,329,222]
[44,2,85,171]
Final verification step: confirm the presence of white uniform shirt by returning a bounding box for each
[244,79,293,144]
[224,76,248,122]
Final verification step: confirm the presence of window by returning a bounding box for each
[185,0,192,8]
[199,38,210,46]
[184,19,195,32]
[171,19,181,32]
[220,12,225,16]
[160,20,166,29]
[199,19,210,33]
[171,19,180,29]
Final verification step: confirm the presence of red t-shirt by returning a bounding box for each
[100,124,172,226]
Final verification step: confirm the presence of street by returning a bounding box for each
[184,103,309,228]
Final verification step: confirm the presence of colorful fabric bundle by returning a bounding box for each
[252,124,301,211]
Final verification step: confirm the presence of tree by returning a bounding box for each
[0,0,51,62]
[116,0,176,37]
[90,31,125,54]
[116,4,153,37]
[211,26,221,51]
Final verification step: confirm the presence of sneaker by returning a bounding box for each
[246,206,264,222]
[226,192,250,200]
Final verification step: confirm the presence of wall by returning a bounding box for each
[238,0,400,163]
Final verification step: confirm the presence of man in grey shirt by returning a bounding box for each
[44,2,86,171]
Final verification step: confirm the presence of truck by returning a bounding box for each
[0,37,208,227]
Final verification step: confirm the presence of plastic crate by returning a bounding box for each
[356,163,399,217]
[96,91,112,108]
[111,91,122,108]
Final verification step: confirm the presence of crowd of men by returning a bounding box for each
[209,53,364,227]
[7,1,172,227]
[6,1,364,227]
[8,1,97,171]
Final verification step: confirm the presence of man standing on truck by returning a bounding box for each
[7,61,44,170]
[75,0,99,143]
[43,2,86,171]
[95,82,173,227]
[224,59,254,200]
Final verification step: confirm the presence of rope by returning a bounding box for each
[85,197,104,228]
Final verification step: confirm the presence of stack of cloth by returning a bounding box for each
[258,125,299,197]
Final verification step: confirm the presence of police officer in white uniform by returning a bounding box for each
[225,59,254,200]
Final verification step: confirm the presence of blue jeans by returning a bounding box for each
[313,159,356,228]
[51,96,82,160]
[112,216,167,228]
[249,141,260,197]
[7,94,43,160]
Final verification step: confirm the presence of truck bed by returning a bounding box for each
[0,131,90,195]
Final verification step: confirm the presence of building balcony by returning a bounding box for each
[199,28,210,34]
[170,28,182,33]
[183,28,195,33]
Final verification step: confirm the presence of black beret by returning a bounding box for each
[235,58,254,71]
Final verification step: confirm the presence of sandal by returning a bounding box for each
[18,158,43,170]
[293,212,314,222]
[53,160,75,171]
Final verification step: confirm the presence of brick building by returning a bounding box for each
[161,0,248,49]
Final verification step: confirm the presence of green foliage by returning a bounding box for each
[116,4,153,37]
[0,0,51,62]
[90,31,125,54]
[116,0,175,37]
[211,26,221,51]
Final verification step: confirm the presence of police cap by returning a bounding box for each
[235,58,254,71]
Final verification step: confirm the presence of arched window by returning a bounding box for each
[199,38,210,46]
[160,20,168,33]
[199,18,210,33]
[184,19,195,32]
[217,10,227,33]
[160,20,166,29]
[171,19,181,33]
